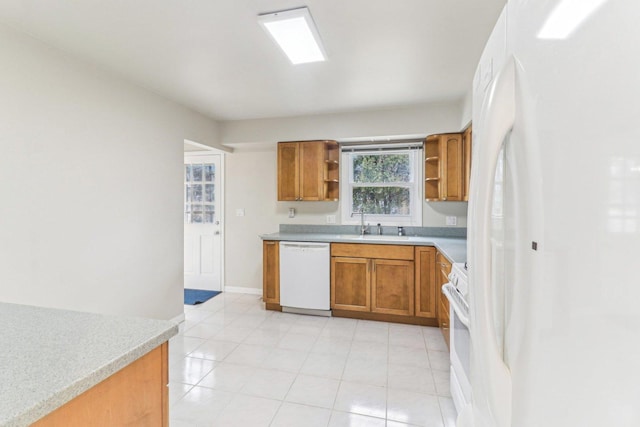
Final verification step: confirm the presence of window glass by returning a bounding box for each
[341,147,422,226]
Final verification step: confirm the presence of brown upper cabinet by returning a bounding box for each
[462,124,472,201]
[277,140,339,201]
[424,133,462,201]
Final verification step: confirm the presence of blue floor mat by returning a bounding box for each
[184,288,221,305]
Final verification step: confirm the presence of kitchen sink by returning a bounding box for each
[334,234,410,241]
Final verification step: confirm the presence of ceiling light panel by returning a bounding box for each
[258,7,327,64]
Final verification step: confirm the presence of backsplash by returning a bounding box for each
[279,224,467,238]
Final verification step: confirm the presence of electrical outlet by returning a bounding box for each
[236,208,245,217]
[446,216,457,226]
[326,215,336,224]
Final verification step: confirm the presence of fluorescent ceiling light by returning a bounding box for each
[537,0,608,39]
[258,7,327,64]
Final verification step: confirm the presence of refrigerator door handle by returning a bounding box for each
[468,56,516,427]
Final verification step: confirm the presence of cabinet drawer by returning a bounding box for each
[331,243,414,260]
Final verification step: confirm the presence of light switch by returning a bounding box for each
[446,216,457,226]
[326,215,336,224]
[236,208,245,217]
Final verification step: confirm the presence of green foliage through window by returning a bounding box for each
[352,154,411,183]
[352,187,411,215]
[349,152,414,216]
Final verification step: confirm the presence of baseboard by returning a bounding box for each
[170,312,185,324]
[224,286,262,295]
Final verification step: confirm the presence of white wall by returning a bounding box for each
[222,104,468,290]
[0,23,223,320]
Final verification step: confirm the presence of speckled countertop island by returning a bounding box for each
[0,303,178,427]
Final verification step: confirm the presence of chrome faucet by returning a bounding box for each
[351,210,369,235]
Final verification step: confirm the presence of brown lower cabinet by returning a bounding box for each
[331,243,427,324]
[33,343,169,427]
[436,251,452,348]
[262,240,280,309]
[262,240,446,327]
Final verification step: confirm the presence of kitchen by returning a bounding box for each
[1,0,639,426]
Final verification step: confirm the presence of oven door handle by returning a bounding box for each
[442,283,470,327]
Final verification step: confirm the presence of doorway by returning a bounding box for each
[184,153,223,291]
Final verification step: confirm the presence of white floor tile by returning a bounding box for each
[333,381,386,419]
[285,374,341,408]
[211,325,254,343]
[168,294,453,426]
[349,341,388,361]
[197,362,255,392]
[169,335,206,357]
[182,323,219,340]
[277,331,319,351]
[224,343,273,367]
[312,336,353,356]
[428,350,451,372]
[242,328,287,347]
[214,394,281,427]
[188,339,238,361]
[170,386,233,423]
[300,352,348,379]
[433,369,451,396]
[240,367,296,400]
[168,383,192,406]
[424,333,448,352]
[342,355,388,387]
[388,345,430,368]
[261,347,309,372]
[169,356,216,385]
[272,402,332,427]
[388,364,436,395]
[439,396,458,427]
[389,329,426,349]
[328,410,386,427]
[387,389,444,427]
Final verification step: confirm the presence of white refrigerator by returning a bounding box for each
[463,1,640,427]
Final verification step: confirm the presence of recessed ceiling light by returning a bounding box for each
[258,7,327,65]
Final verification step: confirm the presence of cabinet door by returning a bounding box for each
[371,259,415,316]
[462,125,472,201]
[331,257,370,312]
[277,142,299,201]
[415,247,437,318]
[299,141,324,200]
[442,134,463,201]
[436,252,452,345]
[263,241,279,304]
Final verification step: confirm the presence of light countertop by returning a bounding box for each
[0,303,178,427]
[260,232,467,264]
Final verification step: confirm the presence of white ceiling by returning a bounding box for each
[0,0,505,121]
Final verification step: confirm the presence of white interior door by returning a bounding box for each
[184,154,222,291]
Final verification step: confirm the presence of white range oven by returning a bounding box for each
[442,262,471,413]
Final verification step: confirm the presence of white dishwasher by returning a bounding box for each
[279,241,331,316]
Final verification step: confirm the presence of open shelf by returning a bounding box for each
[323,141,340,201]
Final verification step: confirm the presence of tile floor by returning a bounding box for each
[169,292,456,427]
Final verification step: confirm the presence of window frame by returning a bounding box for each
[340,146,423,227]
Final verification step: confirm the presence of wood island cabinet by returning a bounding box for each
[33,343,169,427]
[436,251,452,348]
[277,140,339,201]
[262,240,280,309]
